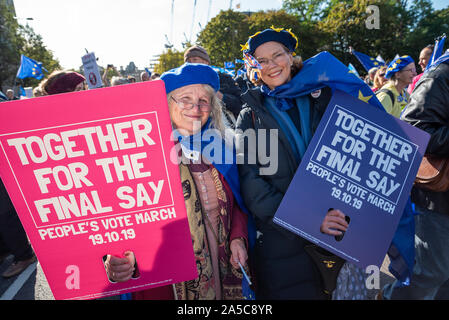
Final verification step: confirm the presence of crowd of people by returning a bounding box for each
[1,25,448,301]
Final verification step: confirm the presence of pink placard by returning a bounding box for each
[0,81,197,300]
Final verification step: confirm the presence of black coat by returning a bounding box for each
[218,72,244,119]
[401,61,449,214]
[235,86,332,299]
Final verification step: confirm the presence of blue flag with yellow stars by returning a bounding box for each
[224,61,235,69]
[352,49,385,72]
[16,54,46,80]
[261,51,384,111]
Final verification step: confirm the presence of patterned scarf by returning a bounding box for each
[174,163,243,300]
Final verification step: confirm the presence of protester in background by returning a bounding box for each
[184,45,243,122]
[408,45,434,94]
[0,90,7,102]
[234,68,255,94]
[127,76,136,83]
[102,64,121,87]
[381,52,449,300]
[236,27,362,300]
[0,178,36,278]
[104,63,250,300]
[6,89,18,100]
[151,73,161,80]
[365,67,379,87]
[140,71,150,82]
[376,55,416,118]
[40,70,86,95]
[110,76,129,86]
[371,66,388,93]
[33,86,44,97]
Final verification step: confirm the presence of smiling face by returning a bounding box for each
[418,47,432,72]
[254,41,294,90]
[168,84,211,135]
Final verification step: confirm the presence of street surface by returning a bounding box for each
[0,253,395,300]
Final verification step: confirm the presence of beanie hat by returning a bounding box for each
[241,26,299,55]
[385,55,415,79]
[184,45,211,64]
[45,72,85,95]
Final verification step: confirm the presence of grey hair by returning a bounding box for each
[110,76,128,86]
[167,84,225,134]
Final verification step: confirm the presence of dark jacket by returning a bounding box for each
[235,86,332,299]
[219,72,244,119]
[401,61,449,214]
[234,71,255,95]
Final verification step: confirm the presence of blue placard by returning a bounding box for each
[273,90,430,268]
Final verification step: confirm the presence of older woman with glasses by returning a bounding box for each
[104,63,251,300]
[376,55,417,118]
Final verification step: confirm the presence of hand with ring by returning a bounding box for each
[104,251,136,282]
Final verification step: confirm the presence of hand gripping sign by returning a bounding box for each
[273,90,430,269]
[0,81,197,300]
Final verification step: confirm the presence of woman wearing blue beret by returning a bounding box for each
[104,63,250,300]
[376,55,417,118]
[236,27,355,300]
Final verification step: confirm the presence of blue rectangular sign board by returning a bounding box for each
[273,90,430,268]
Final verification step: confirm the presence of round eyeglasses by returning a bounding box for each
[171,96,211,112]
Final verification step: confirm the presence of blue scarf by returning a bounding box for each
[260,51,385,111]
[259,51,414,286]
[264,95,311,163]
[174,119,257,249]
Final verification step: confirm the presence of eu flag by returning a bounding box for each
[224,61,235,69]
[348,63,360,78]
[16,55,45,80]
[351,49,385,72]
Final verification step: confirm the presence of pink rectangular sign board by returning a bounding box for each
[0,81,197,300]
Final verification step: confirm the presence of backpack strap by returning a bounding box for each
[376,88,395,106]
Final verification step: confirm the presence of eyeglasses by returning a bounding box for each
[401,68,416,73]
[257,51,288,68]
[171,96,211,112]
[379,73,386,77]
